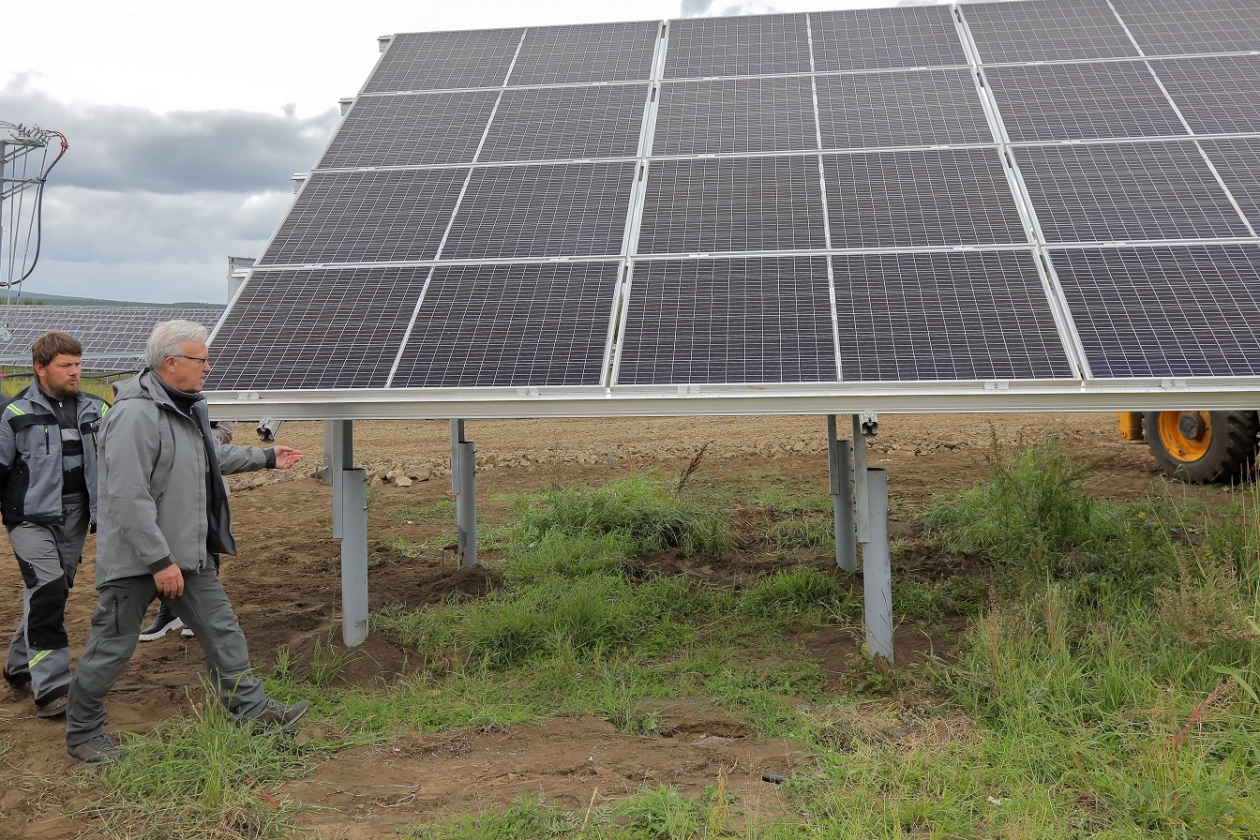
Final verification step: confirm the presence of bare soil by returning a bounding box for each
[0,413,1231,839]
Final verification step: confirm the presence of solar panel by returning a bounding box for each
[664,14,811,79]
[442,161,636,260]
[392,262,619,388]
[206,7,1260,405]
[480,84,649,163]
[617,257,836,384]
[832,250,1074,381]
[1050,244,1260,377]
[814,68,992,150]
[0,307,223,368]
[1199,137,1260,228]
[637,156,827,255]
[1151,56,1260,136]
[809,6,966,71]
[986,62,1187,142]
[1112,0,1260,57]
[508,21,659,85]
[257,169,468,266]
[823,148,1027,248]
[207,267,427,390]
[963,0,1139,63]
[1016,142,1252,243]
[318,91,498,169]
[364,29,524,93]
[652,77,817,156]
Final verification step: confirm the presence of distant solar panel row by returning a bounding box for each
[0,307,223,367]
[211,0,1260,394]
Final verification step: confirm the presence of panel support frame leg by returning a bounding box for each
[330,420,368,648]
[863,468,893,663]
[852,414,871,544]
[452,420,477,567]
[827,415,857,573]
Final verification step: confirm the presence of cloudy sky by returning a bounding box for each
[3,0,939,304]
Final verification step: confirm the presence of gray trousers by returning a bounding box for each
[65,566,268,746]
[4,495,89,706]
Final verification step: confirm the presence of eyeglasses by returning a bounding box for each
[174,354,211,365]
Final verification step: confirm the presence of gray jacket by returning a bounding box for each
[93,370,273,587]
[0,383,108,528]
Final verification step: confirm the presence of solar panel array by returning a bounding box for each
[0,307,224,368]
[209,0,1260,395]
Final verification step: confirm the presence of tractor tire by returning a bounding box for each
[1142,411,1259,483]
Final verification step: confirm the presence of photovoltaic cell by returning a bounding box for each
[664,14,811,79]
[1199,138,1260,229]
[833,251,1074,381]
[617,257,836,384]
[653,77,817,156]
[508,21,659,85]
[317,91,498,169]
[986,62,1187,142]
[1112,0,1260,56]
[392,262,619,387]
[815,68,992,150]
[206,267,429,390]
[823,148,1027,248]
[1016,142,1252,243]
[442,161,635,260]
[480,84,649,163]
[810,5,966,71]
[0,307,222,367]
[258,169,468,266]
[963,0,1139,63]
[364,29,523,93]
[1050,245,1260,377]
[1151,56,1260,135]
[637,156,827,255]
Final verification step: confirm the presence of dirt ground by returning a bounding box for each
[0,413,1234,839]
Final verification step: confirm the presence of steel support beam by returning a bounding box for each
[452,420,477,566]
[863,468,894,663]
[827,416,857,573]
[329,420,368,647]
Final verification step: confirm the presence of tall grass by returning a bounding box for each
[73,691,314,839]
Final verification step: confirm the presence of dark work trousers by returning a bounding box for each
[65,564,269,746]
[3,493,90,707]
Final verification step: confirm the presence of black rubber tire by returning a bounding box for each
[1142,410,1260,484]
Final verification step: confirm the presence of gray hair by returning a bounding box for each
[146,320,210,370]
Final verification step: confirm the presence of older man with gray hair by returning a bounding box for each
[66,320,308,764]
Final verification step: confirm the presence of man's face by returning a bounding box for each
[34,354,82,399]
[157,340,211,394]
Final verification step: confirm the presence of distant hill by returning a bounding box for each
[2,292,224,309]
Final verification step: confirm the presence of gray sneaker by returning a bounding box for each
[139,610,184,642]
[67,733,121,764]
[253,699,311,731]
[36,694,68,718]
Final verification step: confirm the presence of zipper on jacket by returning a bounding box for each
[44,427,50,454]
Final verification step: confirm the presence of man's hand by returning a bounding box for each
[273,446,303,470]
[154,565,184,598]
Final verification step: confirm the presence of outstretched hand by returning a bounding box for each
[273,446,304,470]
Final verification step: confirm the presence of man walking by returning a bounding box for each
[1,331,108,718]
[66,320,309,763]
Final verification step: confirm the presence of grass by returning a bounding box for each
[69,454,1260,839]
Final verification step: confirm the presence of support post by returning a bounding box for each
[330,419,368,647]
[328,420,349,538]
[452,420,477,566]
[322,421,334,486]
[852,414,870,544]
[863,469,893,663]
[827,416,857,573]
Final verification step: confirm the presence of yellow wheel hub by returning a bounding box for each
[1157,411,1213,462]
